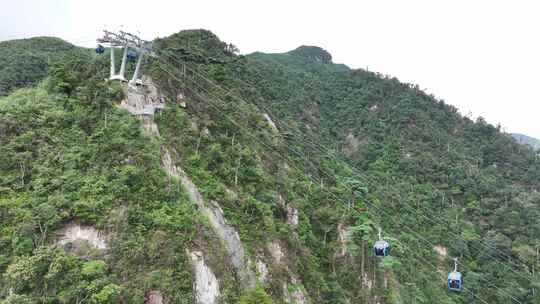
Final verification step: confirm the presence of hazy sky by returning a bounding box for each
[1,0,538,138]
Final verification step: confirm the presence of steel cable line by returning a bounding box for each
[163,52,537,287]
[377,221,490,304]
[365,201,522,304]
[275,128,537,288]
[157,64,502,304]
[272,117,538,287]
[155,54,532,302]
[154,60,506,304]
[158,46,534,287]
[367,212,485,304]
[174,66,529,302]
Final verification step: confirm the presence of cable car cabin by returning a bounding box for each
[127,51,137,60]
[374,240,390,257]
[95,44,105,54]
[447,271,462,291]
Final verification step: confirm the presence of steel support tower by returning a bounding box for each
[97,30,155,85]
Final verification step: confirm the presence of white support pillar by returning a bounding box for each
[130,52,144,85]
[119,44,129,80]
[110,46,116,78]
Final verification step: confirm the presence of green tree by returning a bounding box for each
[238,285,273,304]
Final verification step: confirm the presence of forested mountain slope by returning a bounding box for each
[1,29,539,304]
[0,37,90,96]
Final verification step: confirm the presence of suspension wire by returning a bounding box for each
[274,131,532,274]
[161,64,508,304]
[66,38,98,46]
[380,218,489,304]
[153,58,515,304]
[160,52,516,266]
[234,58,526,268]
[366,202,523,304]
[280,131,538,287]
[165,52,537,286]
[374,218,485,304]
[159,54,533,302]
[175,69,527,303]
[277,119,537,286]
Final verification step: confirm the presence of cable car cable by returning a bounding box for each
[169,54,538,286]
[155,55,533,302]
[162,64,506,303]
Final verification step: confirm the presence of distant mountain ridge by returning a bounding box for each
[0,37,89,96]
[512,133,540,150]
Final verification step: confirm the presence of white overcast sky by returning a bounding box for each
[1,0,538,138]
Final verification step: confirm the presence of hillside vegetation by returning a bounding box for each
[0,37,92,97]
[1,29,539,304]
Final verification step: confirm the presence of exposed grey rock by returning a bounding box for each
[434,245,448,260]
[56,222,108,251]
[344,133,364,156]
[256,259,269,283]
[335,223,349,259]
[120,79,227,299]
[279,194,298,228]
[283,277,309,304]
[122,77,255,292]
[268,241,285,264]
[189,250,220,304]
[263,113,279,133]
[120,82,165,117]
[146,290,167,304]
[162,148,256,289]
[286,205,299,227]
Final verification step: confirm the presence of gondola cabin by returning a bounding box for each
[127,51,137,60]
[374,240,390,257]
[447,271,462,291]
[95,44,105,54]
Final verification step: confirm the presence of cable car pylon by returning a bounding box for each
[96,30,156,86]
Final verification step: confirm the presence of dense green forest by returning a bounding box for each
[1,31,539,304]
[0,37,91,97]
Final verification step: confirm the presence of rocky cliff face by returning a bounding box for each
[162,147,256,290]
[55,222,109,252]
[189,250,220,304]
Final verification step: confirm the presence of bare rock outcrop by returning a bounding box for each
[343,133,365,156]
[189,250,220,304]
[267,241,310,303]
[55,222,109,254]
[146,290,167,304]
[162,148,256,289]
[334,223,349,259]
[263,113,279,133]
[434,245,448,260]
[256,259,269,283]
[122,79,255,294]
[119,79,164,136]
[120,80,226,299]
[283,277,309,304]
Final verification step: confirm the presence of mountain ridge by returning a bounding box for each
[511,133,540,150]
[0,36,89,96]
[1,29,539,304]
